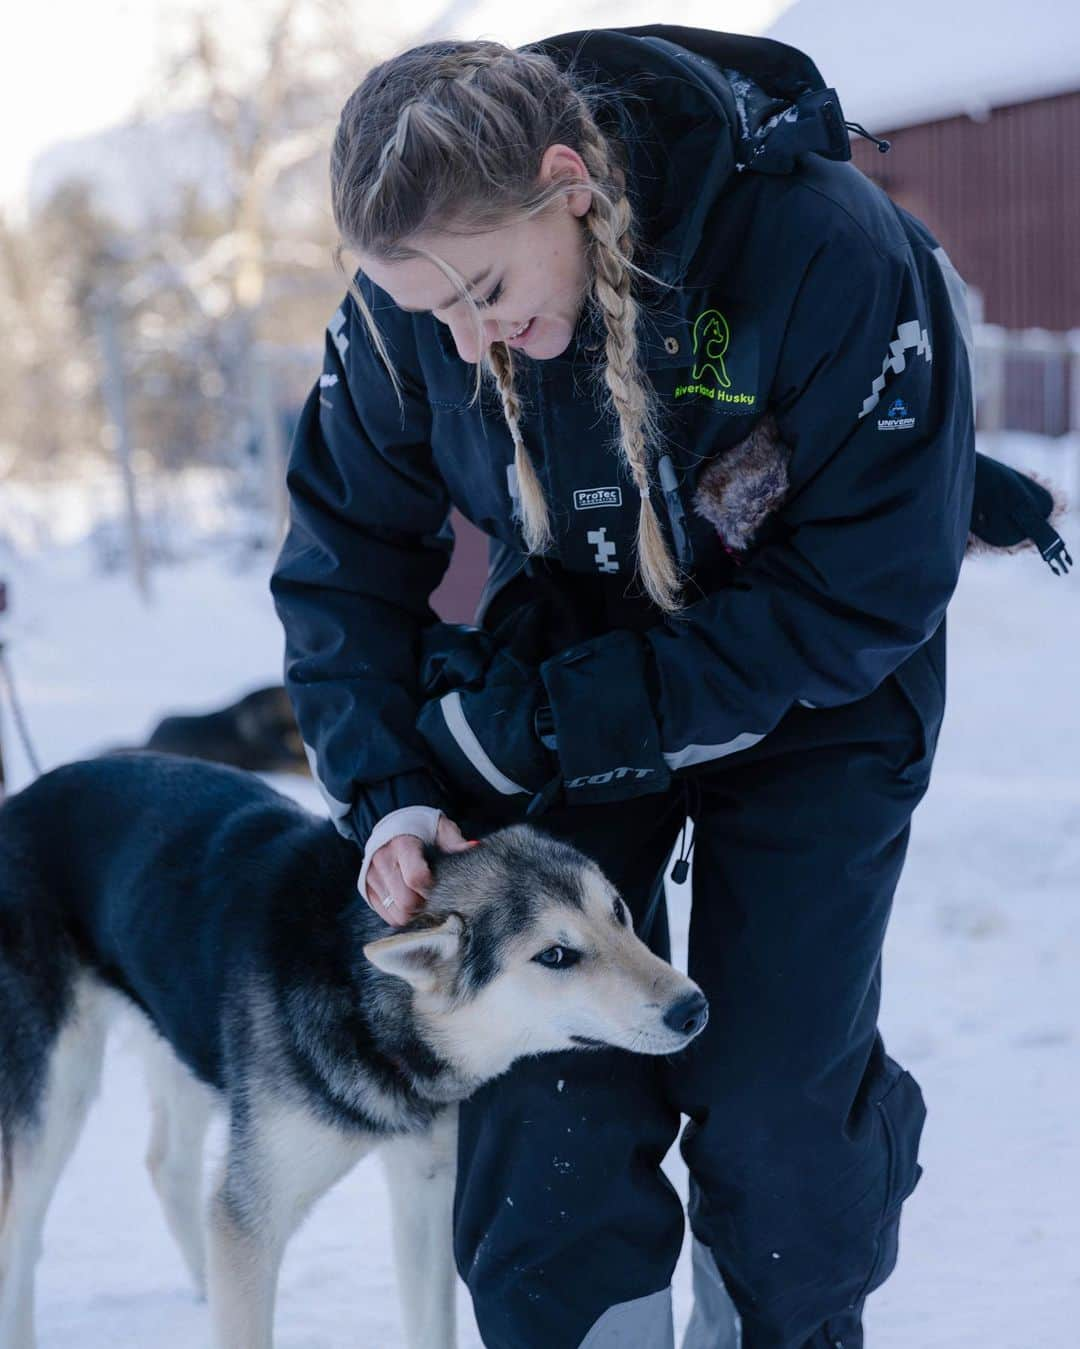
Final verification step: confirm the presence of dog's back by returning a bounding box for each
[0,755,355,1090]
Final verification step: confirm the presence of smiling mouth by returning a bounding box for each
[506,316,535,345]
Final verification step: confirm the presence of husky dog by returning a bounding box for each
[0,753,707,1349]
[128,684,309,775]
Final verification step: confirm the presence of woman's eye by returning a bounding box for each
[533,945,580,969]
[477,281,503,308]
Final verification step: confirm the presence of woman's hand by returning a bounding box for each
[364,815,473,927]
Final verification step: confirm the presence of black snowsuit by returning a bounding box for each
[270,24,1067,1349]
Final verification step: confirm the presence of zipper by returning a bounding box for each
[657,454,694,571]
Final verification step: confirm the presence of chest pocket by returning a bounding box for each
[541,390,642,579]
[629,301,771,580]
[639,291,764,422]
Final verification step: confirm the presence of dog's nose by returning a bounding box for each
[663,990,709,1038]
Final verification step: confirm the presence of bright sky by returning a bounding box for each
[0,1,791,216]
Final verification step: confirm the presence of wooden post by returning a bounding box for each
[253,344,289,549]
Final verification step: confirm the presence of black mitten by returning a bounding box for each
[969,453,1072,575]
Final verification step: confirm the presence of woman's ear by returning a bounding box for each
[539,142,592,216]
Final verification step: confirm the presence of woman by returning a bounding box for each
[270,24,1065,1349]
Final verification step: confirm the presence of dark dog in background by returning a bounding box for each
[121,684,308,775]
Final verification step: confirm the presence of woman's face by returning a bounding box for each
[355,143,593,364]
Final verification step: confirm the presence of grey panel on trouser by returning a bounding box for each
[578,1287,675,1349]
[682,1237,741,1349]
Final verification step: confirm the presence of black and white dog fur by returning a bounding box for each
[0,753,707,1348]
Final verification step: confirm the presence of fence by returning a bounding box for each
[974,326,1080,438]
[972,326,1080,510]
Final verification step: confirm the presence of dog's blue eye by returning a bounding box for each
[534,946,579,969]
[613,898,627,926]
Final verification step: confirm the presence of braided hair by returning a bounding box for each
[330,39,684,611]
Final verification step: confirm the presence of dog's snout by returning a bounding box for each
[663,990,709,1038]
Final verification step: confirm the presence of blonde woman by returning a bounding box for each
[271,24,1067,1349]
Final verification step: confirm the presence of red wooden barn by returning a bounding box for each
[768,0,1080,333]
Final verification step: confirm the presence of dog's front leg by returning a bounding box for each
[205,1161,281,1349]
[206,1097,370,1349]
[379,1105,459,1349]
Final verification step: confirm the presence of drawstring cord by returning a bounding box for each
[670,775,701,884]
[844,119,891,154]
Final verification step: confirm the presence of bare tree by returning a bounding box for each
[4,0,380,544]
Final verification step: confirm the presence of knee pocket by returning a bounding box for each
[854,1065,927,1302]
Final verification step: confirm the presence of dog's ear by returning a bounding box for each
[363,913,464,992]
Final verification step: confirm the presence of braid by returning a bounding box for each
[331,37,686,609]
[486,340,553,553]
[575,108,682,610]
[362,101,417,213]
[367,49,557,558]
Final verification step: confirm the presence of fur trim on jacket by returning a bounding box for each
[691,413,791,551]
[691,413,1069,559]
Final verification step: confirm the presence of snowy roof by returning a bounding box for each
[766,0,1080,132]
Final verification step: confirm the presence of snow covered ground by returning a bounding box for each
[1,448,1079,1346]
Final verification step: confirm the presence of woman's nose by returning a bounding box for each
[448,316,504,362]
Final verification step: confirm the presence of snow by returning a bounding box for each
[2,435,1079,1345]
[767,0,1080,133]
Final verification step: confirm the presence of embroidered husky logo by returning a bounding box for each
[587,526,619,574]
[674,309,757,409]
[691,309,732,388]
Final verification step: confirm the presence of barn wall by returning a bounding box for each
[851,88,1080,332]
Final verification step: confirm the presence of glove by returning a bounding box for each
[968,453,1072,575]
[415,638,557,809]
[416,604,672,816]
[538,628,671,806]
[418,621,497,700]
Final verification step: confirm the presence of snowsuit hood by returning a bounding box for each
[525,24,854,288]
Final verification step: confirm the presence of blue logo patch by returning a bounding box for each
[878,397,916,432]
